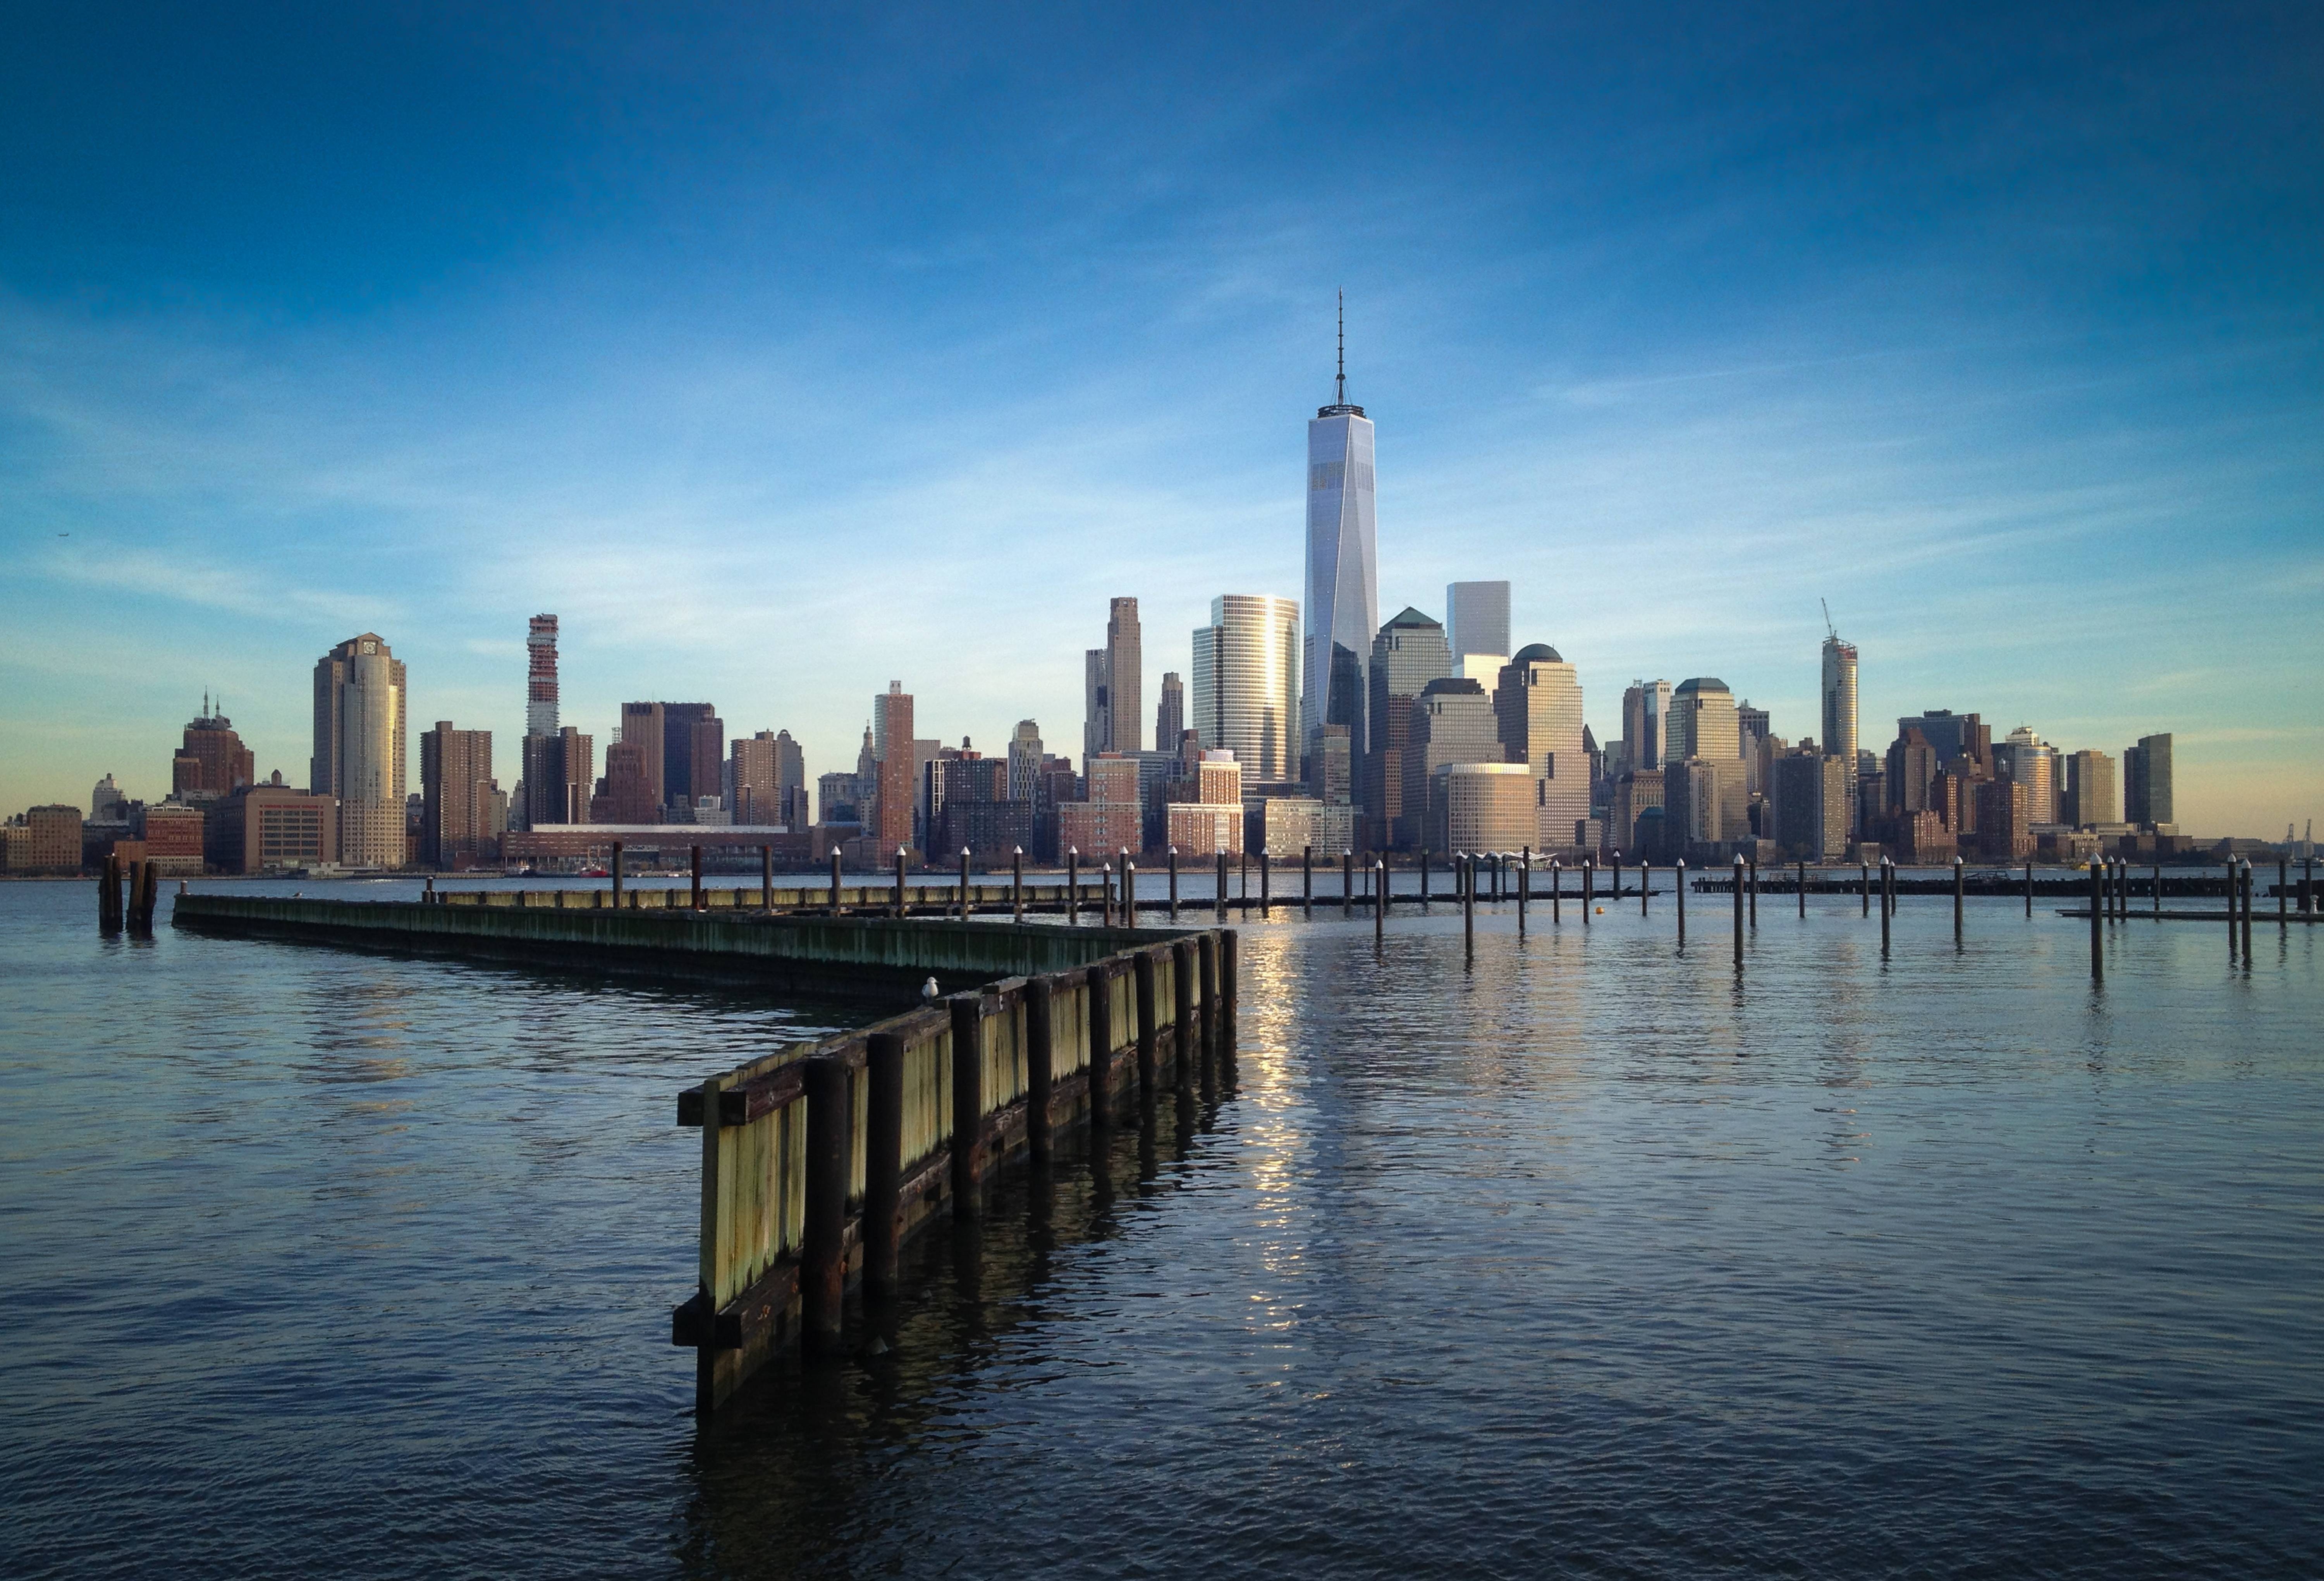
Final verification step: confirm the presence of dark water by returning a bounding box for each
[2,877,2318,1578]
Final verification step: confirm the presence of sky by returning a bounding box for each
[2,1,2318,837]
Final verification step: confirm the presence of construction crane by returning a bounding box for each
[1821,597,1838,643]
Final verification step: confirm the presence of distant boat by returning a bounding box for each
[578,866,609,878]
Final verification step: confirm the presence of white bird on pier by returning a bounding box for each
[921,976,939,1002]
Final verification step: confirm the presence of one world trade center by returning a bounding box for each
[1303,298,1379,779]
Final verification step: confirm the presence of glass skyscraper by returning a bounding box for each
[1193,594,1301,784]
[1304,322,1379,776]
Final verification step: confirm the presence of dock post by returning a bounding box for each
[424,876,435,906]
[949,995,984,1221]
[1640,858,1651,916]
[1582,858,1593,925]
[1218,930,1239,1074]
[1881,859,1892,957]
[1517,850,1529,932]
[1067,848,1079,923]
[1100,855,1112,928]
[829,848,842,915]
[1462,853,1475,958]
[1012,847,1024,923]
[1197,934,1219,1079]
[1675,859,1686,944]
[1954,856,1964,944]
[1260,850,1271,913]
[1611,853,1621,910]
[2241,861,2254,960]
[96,852,119,934]
[2025,858,2033,917]
[124,860,144,936]
[958,847,971,921]
[1168,846,1179,921]
[1303,845,1313,915]
[865,1032,904,1296]
[895,847,908,919]
[1375,860,1386,940]
[1134,952,1159,1098]
[1798,859,1807,918]
[2280,858,2290,932]
[1171,940,1196,1094]
[1341,850,1353,917]
[802,1057,849,1352]
[2154,862,2163,921]
[691,846,703,910]
[1124,855,1137,924]
[1026,976,1055,1165]
[2090,861,2104,981]
[1219,850,1229,921]
[1087,967,1116,1134]
[2225,862,2236,959]
[1421,849,1430,905]
[1733,854,1745,969]
[761,845,774,913]
[1747,854,1757,928]
[1551,858,1561,924]
[1861,858,1870,916]
[612,842,624,905]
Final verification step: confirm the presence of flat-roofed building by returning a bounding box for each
[2124,733,2174,827]
[210,784,337,874]
[1436,762,1537,854]
[24,805,84,871]
[1401,677,1502,851]
[313,633,407,869]
[1193,594,1300,784]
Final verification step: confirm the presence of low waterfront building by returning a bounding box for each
[1435,762,1536,854]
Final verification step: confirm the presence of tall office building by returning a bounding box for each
[1446,581,1511,669]
[1193,594,1301,783]
[1365,607,1452,845]
[1820,633,1858,765]
[526,615,559,737]
[619,703,665,810]
[873,683,915,853]
[773,730,806,826]
[1898,710,1990,773]
[313,633,407,868]
[1154,673,1184,755]
[1083,597,1143,762]
[1496,645,1588,854]
[421,722,494,869]
[2124,733,2174,828]
[1621,680,1671,772]
[172,695,256,798]
[523,726,592,826]
[1402,677,1504,852]
[1303,305,1379,771]
[729,731,781,825]
[1994,726,2059,824]
[2063,748,2118,827]
[1008,721,1045,805]
[1666,678,1740,763]
[660,704,721,814]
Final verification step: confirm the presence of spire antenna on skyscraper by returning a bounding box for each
[1336,289,1346,408]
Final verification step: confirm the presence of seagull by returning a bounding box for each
[920,976,939,1001]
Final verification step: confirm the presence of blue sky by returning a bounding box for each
[2,1,2317,835]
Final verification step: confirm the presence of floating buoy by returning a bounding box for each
[1595,906,1604,914]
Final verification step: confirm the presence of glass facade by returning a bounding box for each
[1193,594,1301,784]
[1305,407,1379,768]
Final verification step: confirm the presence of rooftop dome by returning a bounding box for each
[1513,642,1562,663]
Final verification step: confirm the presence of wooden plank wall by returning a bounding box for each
[677,932,1220,1410]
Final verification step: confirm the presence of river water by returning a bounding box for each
[2,877,2317,1578]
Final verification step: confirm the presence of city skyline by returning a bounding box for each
[1,6,2317,836]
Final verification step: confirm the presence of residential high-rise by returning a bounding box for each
[1193,594,1301,784]
[172,695,256,798]
[1081,597,1143,762]
[873,683,915,854]
[1445,582,1511,669]
[2125,733,2174,827]
[2063,749,2118,827]
[1821,633,1858,766]
[526,615,559,738]
[1007,721,1044,805]
[1621,680,1671,772]
[773,731,806,826]
[313,633,407,868]
[1666,678,1739,764]
[658,704,721,814]
[729,731,781,825]
[421,722,495,869]
[1303,304,1379,773]
[1402,677,1503,851]
[1154,673,1184,754]
[1770,749,1848,861]
[1365,607,1452,844]
[524,727,593,826]
[600,741,657,824]
[1496,645,1587,855]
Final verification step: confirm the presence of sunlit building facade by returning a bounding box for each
[1193,594,1300,784]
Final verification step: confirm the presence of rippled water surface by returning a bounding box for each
[2,877,2319,1578]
